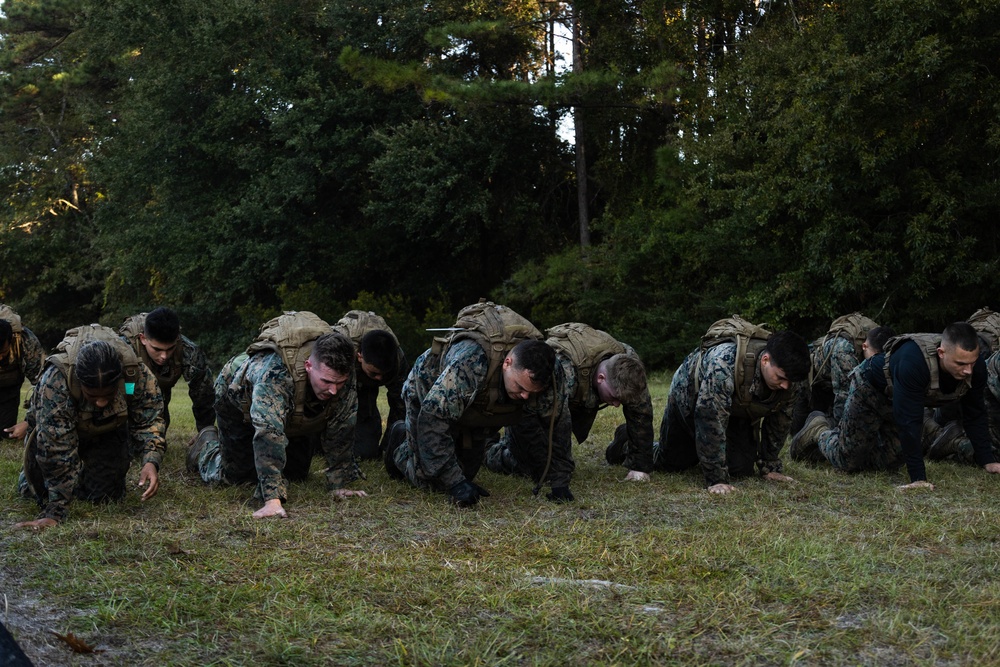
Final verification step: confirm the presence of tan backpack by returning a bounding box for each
[47,324,143,436]
[233,311,345,435]
[967,307,1000,353]
[545,323,626,404]
[246,311,333,372]
[690,315,795,419]
[0,304,23,334]
[333,310,399,347]
[431,300,543,425]
[882,334,970,406]
[811,312,877,386]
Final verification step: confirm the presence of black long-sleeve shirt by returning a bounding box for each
[863,341,993,481]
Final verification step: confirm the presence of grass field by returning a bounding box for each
[1,376,999,666]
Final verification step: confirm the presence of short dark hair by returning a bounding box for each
[144,307,181,343]
[312,332,355,376]
[359,330,399,377]
[76,340,123,388]
[765,331,810,383]
[509,339,555,387]
[866,325,894,355]
[942,322,980,352]
[0,320,12,348]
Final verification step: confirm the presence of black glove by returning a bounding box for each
[448,480,491,507]
[546,486,575,502]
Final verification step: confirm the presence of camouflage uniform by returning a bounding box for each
[120,321,216,435]
[790,314,877,434]
[816,339,994,480]
[653,343,792,487]
[393,339,564,492]
[194,351,359,503]
[486,348,654,489]
[20,360,166,522]
[484,352,574,489]
[815,362,902,472]
[0,323,44,434]
[809,335,860,425]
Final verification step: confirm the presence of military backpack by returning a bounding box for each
[810,312,877,387]
[0,304,23,334]
[882,333,970,406]
[431,300,543,427]
[545,323,626,406]
[47,324,143,436]
[692,315,790,419]
[232,311,345,436]
[333,310,399,347]
[824,313,877,357]
[967,307,1000,353]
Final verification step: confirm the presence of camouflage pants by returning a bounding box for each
[926,393,1000,465]
[484,399,574,486]
[484,438,523,478]
[653,393,758,479]
[789,383,835,435]
[20,424,130,506]
[816,375,902,472]
[484,429,545,482]
[393,425,489,492]
[196,403,319,501]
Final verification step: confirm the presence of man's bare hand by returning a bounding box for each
[763,472,795,483]
[623,470,650,482]
[332,489,368,500]
[707,483,736,495]
[898,480,935,491]
[253,498,287,519]
[15,518,58,531]
[138,462,159,501]
[984,462,1000,474]
[4,421,28,440]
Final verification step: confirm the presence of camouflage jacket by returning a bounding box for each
[672,342,790,485]
[404,339,564,489]
[216,351,358,501]
[814,335,862,420]
[0,326,44,391]
[122,331,216,430]
[29,363,165,522]
[988,350,1000,404]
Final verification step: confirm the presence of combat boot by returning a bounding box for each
[605,424,629,465]
[789,411,831,462]
[920,409,941,455]
[383,419,406,480]
[186,425,218,474]
[926,420,965,461]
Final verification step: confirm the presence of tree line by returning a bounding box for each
[2,0,998,368]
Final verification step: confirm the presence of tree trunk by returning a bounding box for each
[573,10,589,251]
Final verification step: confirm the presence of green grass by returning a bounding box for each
[2,378,999,666]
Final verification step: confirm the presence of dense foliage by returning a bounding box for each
[2,0,998,365]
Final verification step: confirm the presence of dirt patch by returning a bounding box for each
[0,561,121,666]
